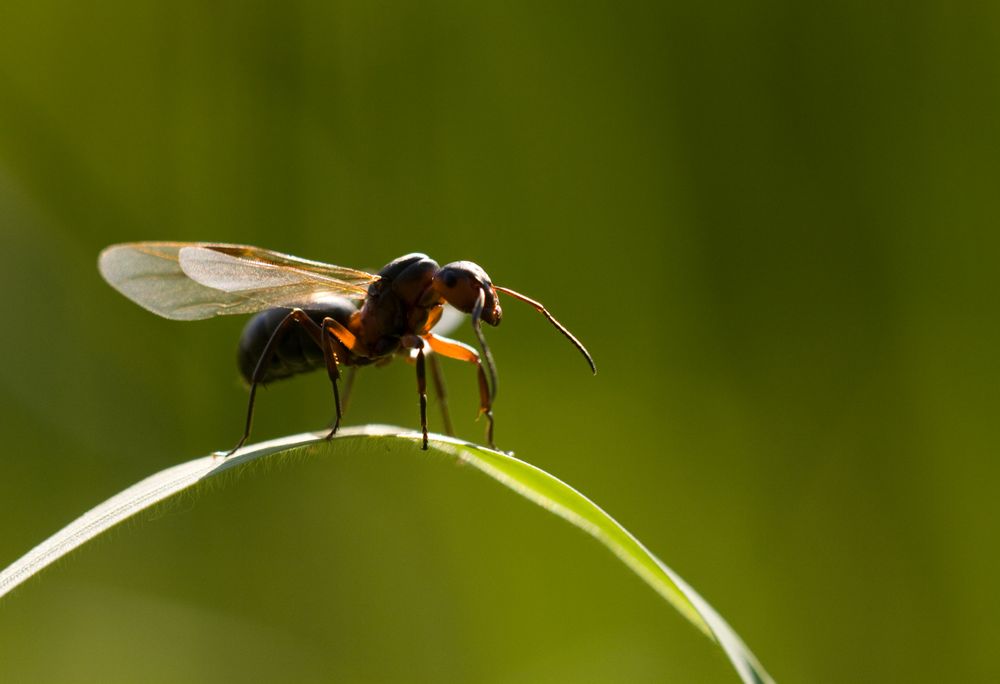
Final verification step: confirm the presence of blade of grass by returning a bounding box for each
[0,425,774,684]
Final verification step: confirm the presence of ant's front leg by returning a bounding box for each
[422,332,495,448]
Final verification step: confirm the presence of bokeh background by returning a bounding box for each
[1,2,998,682]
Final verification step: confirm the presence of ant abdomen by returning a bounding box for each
[237,299,357,385]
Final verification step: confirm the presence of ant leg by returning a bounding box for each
[428,352,455,436]
[320,318,352,439]
[423,332,495,448]
[402,335,429,449]
[320,317,363,354]
[230,309,321,455]
[416,348,428,449]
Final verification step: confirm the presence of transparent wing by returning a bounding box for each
[98,242,377,321]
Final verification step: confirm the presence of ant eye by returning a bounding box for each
[443,271,458,288]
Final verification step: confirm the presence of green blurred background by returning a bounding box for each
[1,2,997,682]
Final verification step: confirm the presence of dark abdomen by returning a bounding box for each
[237,299,358,384]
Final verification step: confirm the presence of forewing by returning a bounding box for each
[99,242,375,321]
[178,244,376,294]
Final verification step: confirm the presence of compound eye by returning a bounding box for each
[435,262,492,314]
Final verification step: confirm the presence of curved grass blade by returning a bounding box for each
[0,426,774,684]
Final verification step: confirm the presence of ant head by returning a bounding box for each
[433,261,503,326]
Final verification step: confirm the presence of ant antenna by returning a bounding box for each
[494,285,597,375]
[471,288,499,401]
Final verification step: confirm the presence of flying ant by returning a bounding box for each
[99,243,595,452]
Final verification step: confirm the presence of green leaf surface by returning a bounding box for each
[0,426,774,684]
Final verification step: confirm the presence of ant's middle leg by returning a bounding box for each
[401,346,453,436]
[401,334,429,450]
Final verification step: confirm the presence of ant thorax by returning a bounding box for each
[355,253,441,357]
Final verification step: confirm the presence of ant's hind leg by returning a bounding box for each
[320,319,348,440]
[230,309,322,456]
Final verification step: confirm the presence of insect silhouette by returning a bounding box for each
[99,243,596,452]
